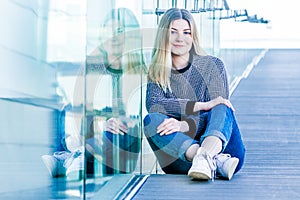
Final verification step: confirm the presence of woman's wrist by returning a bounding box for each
[180,121,189,132]
[193,102,205,112]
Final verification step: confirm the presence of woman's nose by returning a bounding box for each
[175,33,184,41]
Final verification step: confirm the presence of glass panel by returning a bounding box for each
[83,0,146,198]
[1,0,86,199]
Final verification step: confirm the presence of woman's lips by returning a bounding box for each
[173,44,184,48]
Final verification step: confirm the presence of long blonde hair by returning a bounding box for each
[148,8,202,91]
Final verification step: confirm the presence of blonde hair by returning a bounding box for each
[148,8,203,91]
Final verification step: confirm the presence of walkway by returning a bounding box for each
[131,49,300,200]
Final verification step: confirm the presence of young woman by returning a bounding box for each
[143,8,246,180]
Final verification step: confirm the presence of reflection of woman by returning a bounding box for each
[86,7,147,174]
[143,8,245,180]
[42,7,146,177]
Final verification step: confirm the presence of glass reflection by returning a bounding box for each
[40,5,146,198]
[85,7,147,177]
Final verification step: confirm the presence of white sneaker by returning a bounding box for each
[214,153,239,180]
[188,147,216,180]
[64,149,84,176]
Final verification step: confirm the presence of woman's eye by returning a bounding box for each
[116,27,124,34]
[171,30,177,34]
[184,31,191,35]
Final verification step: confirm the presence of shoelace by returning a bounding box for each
[53,151,71,162]
[203,152,217,181]
[64,149,82,168]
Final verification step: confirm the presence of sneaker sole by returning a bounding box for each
[224,158,239,180]
[188,171,211,180]
[41,155,66,177]
[41,155,57,177]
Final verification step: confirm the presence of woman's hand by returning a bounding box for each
[105,117,128,135]
[209,96,235,111]
[157,118,189,136]
[194,96,235,112]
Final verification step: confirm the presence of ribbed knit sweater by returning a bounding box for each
[146,54,229,138]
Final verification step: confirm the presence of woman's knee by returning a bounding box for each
[211,104,234,117]
[143,112,168,137]
[143,112,166,125]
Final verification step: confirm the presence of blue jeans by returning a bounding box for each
[102,124,140,174]
[143,104,246,174]
[85,116,141,175]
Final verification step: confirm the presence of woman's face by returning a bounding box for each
[101,20,125,57]
[169,19,193,57]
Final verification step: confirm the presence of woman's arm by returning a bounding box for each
[206,56,230,100]
[145,80,189,118]
[193,96,235,112]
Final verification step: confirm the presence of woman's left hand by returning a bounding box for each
[204,96,235,111]
[157,118,188,136]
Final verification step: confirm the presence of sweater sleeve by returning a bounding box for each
[145,79,189,118]
[182,112,207,138]
[206,56,229,99]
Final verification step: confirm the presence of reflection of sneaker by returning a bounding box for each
[188,147,216,180]
[65,149,84,176]
[41,155,66,177]
[42,151,72,177]
[214,154,239,180]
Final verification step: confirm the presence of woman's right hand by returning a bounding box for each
[104,117,128,135]
[194,96,235,112]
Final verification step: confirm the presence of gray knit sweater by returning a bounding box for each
[145,54,229,138]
